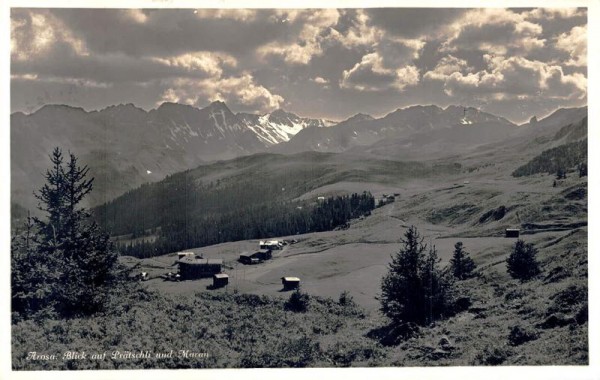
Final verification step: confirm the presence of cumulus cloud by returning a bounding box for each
[525,8,586,20]
[341,52,420,91]
[312,76,329,84]
[424,54,586,101]
[442,8,546,55]
[151,52,237,77]
[11,9,88,61]
[257,9,340,64]
[555,25,587,67]
[158,74,284,113]
[423,55,472,81]
[329,9,383,47]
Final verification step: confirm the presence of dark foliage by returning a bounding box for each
[450,242,476,280]
[506,240,541,281]
[475,345,511,365]
[285,289,310,313]
[508,325,538,346]
[379,226,455,329]
[11,148,129,319]
[512,139,587,177]
[578,162,587,177]
[117,191,375,258]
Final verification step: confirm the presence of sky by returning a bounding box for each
[10,7,588,124]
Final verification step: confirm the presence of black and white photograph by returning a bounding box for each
[3,1,598,377]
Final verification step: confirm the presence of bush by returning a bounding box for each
[338,291,355,307]
[506,240,541,281]
[285,289,310,313]
[475,345,511,365]
[380,226,455,327]
[508,325,538,346]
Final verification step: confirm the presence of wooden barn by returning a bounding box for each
[239,253,259,265]
[177,256,223,280]
[239,249,272,265]
[505,228,520,238]
[213,273,229,288]
[281,276,300,290]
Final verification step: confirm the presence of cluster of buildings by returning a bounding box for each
[145,239,301,290]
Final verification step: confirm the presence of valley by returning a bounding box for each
[11,100,588,368]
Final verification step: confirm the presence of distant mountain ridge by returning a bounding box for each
[11,101,587,212]
[273,105,517,154]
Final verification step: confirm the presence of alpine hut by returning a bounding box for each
[177,255,223,279]
[239,249,272,265]
[213,273,229,288]
[281,276,301,290]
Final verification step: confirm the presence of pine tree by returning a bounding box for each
[380,226,454,328]
[507,240,541,281]
[450,242,476,280]
[13,148,124,318]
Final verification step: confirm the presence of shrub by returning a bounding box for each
[475,345,511,365]
[506,240,541,281]
[508,325,538,346]
[285,289,310,313]
[338,291,355,307]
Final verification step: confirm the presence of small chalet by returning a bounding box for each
[281,276,300,290]
[213,273,229,288]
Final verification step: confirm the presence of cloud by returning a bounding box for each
[194,9,257,22]
[11,9,88,61]
[312,76,329,84]
[424,54,586,101]
[45,9,289,58]
[365,8,466,39]
[151,52,237,77]
[441,9,546,55]
[10,8,588,125]
[555,25,587,67]
[423,55,472,81]
[158,74,284,113]
[341,52,420,91]
[525,8,586,20]
[257,9,340,64]
[329,9,383,48]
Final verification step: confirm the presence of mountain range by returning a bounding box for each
[11,100,587,211]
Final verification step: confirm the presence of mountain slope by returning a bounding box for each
[11,102,329,210]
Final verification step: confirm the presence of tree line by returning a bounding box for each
[120,192,376,258]
[512,139,587,177]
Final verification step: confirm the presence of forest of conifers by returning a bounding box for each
[93,170,376,258]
